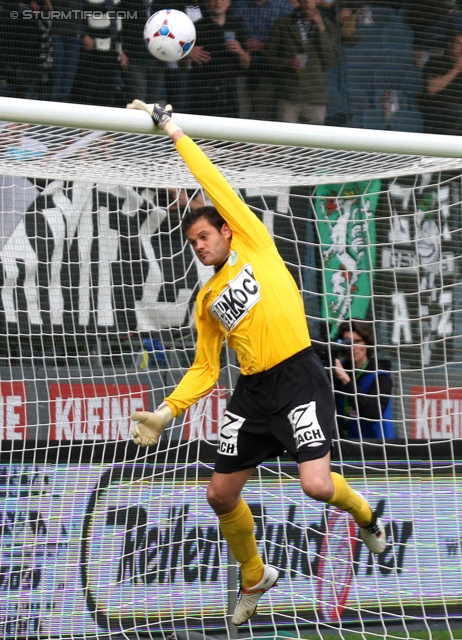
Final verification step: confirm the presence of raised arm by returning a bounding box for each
[126,101,272,251]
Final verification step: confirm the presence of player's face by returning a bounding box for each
[186,218,232,267]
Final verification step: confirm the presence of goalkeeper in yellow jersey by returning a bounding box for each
[127,100,387,626]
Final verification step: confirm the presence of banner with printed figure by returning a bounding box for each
[314,180,381,336]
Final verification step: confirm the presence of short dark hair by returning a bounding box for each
[182,206,227,233]
[337,320,375,348]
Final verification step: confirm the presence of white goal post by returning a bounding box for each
[0,97,461,640]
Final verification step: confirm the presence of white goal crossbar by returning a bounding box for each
[2,97,462,190]
[2,96,462,156]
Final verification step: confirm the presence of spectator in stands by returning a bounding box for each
[0,2,15,96]
[405,0,462,55]
[124,1,210,111]
[336,0,363,46]
[48,0,84,102]
[71,0,128,106]
[1,0,44,99]
[332,320,394,440]
[188,0,251,118]
[155,1,209,112]
[122,0,207,111]
[403,0,446,52]
[264,0,338,125]
[231,0,293,120]
[420,30,462,135]
[122,0,168,106]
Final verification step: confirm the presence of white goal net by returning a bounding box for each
[0,99,462,640]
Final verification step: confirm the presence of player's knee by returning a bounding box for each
[301,477,333,503]
[206,484,238,514]
[206,484,226,512]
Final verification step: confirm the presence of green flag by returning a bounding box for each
[314,180,381,337]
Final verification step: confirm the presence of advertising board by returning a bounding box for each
[0,460,459,636]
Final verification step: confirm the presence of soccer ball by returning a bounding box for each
[144,9,196,62]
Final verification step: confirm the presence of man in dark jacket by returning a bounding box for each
[188,0,250,117]
[122,0,166,104]
[49,0,84,102]
[420,30,462,135]
[1,0,43,98]
[265,0,338,124]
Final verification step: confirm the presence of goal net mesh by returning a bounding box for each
[0,117,461,640]
[2,122,462,188]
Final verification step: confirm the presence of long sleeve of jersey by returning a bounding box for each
[164,135,311,417]
[175,135,272,248]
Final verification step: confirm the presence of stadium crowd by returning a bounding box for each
[1,0,462,133]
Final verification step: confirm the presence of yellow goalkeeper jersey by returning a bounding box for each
[165,135,311,417]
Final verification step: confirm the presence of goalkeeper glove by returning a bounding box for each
[126,99,182,137]
[131,403,173,447]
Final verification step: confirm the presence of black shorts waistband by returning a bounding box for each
[241,346,313,382]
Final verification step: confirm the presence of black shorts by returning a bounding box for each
[214,347,335,473]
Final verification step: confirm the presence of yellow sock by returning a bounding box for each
[328,472,373,527]
[218,498,264,588]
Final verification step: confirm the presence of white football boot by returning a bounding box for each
[232,565,279,626]
[359,514,387,554]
